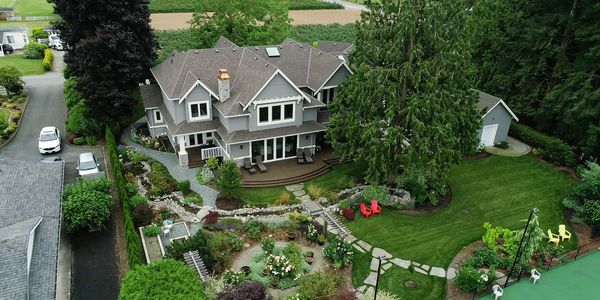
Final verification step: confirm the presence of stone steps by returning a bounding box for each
[183,250,209,282]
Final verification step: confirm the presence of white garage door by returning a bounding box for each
[480,124,498,146]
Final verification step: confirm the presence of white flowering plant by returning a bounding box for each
[266,254,295,279]
[323,236,354,269]
[306,224,318,242]
[196,165,214,184]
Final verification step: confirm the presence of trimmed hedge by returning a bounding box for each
[106,127,144,267]
[23,42,48,59]
[509,122,576,167]
[149,0,342,13]
[42,49,53,71]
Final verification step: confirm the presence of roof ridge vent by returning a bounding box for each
[215,49,219,53]
[334,42,337,46]
[232,48,236,52]
[254,56,258,60]
[255,46,259,50]
[194,50,199,54]
[279,45,283,49]
[265,63,268,67]
[319,51,322,55]
[299,44,303,48]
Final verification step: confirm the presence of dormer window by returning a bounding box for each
[188,101,210,121]
[154,110,163,123]
[321,88,336,106]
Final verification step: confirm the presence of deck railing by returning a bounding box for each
[201,146,224,160]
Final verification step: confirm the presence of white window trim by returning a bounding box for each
[257,102,295,127]
[188,101,211,121]
[154,110,163,123]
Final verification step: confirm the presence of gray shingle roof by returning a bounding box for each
[0,27,27,32]
[214,36,238,49]
[140,84,162,108]
[475,89,502,113]
[317,41,353,62]
[216,121,327,144]
[149,38,346,117]
[0,159,64,300]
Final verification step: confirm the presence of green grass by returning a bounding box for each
[347,155,577,298]
[0,20,52,37]
[303,162,365,197]
[0,54,44,75]
[0,0,55,16]
[239,186,296,206]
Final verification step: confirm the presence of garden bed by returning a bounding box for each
[0,94,27,147]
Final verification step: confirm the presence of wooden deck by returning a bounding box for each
[241,149,339,187]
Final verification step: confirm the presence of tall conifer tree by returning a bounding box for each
[328,0,480,196]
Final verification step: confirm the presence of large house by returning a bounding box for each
[0,26,28,51]
[141,37,352,168]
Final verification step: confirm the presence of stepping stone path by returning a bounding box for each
[284,188,457,296]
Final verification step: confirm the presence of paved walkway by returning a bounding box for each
[294,192,455,296]
[485,136,531,157]
[120,121,218,208]
[323,0,367,10]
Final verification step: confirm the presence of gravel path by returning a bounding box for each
[150,9,361,30]
[120,120,218,208]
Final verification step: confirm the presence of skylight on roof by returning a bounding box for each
[265,47,280,57]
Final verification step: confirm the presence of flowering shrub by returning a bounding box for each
[261,238,275,254]
[266,254,295,279]
[306,224,318,242]
[324,236,354,269]
[196,165,215,184]
[222,270,249,286]
[455,266,497,292]
[130,127,165,150]
[342,208,355,220]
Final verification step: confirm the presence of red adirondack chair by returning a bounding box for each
[360,202,372,218]
[371,200,382,215]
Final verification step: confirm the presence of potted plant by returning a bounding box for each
[270,276,279,288]
[262,268,270,276]
[306,256,314,265]
[241,266,251,276]
[317,234,326,246]
[287,232,297,241]
[305,251,314,258]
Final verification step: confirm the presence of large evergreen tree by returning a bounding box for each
[328,0,480,196]
[189,0,291,47]
[50,0,157,122]
[469,0,600,157]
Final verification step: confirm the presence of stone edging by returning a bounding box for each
[0,96,29,149]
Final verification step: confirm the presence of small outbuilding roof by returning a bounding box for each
[0,26,27,32]
[0,159,64,300]
[0,7,14,12]
[473,89,519,121]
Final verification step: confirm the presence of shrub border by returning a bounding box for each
[106,126,144,267]
[0,96,29,150]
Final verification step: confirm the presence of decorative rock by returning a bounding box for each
[353,244,366,253]
[215,204,303,216]
[430,267,446,278]
[285,184,304,192]
[363,272,378,286]
[356,240,372,252]
[446,267,457,280]
[299,195,312,203]
[372,247,392,259]
[293,190,306,197]
[370,258,380,271]
[196,208,210,220]
[344,235,357,243]
[244,243,251,249]
[414,267,427,275]
[317,197,328,204]
[382,263,392,271]
[421,264,430,271]
[391,258,411,269]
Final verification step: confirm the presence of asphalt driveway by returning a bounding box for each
[0,52,118,300]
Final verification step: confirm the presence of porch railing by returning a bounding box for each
[201,146,224,160]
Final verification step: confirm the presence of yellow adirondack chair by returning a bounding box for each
[558,224,572,241]
[547,229,560,246]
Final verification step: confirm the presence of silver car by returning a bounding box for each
[77,152,100,176]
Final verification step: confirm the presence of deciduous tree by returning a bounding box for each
[328,0,480,197]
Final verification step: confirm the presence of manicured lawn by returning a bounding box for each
[303,162,365,197]
[239,186,296,206]
[0,54,44,75]
[0,0,55,16]
[347,154,577,298]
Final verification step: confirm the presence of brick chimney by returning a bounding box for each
[217,69,230,101]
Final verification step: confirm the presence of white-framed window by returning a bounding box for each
[188,133,204,147]
[154,110,163,123]
[188,101,210,121]
[257,102,295,126]
[7,36,14,44]
[321,88,336,106]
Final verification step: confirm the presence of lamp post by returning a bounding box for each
[504,207,538,287]
[374,255,385,300]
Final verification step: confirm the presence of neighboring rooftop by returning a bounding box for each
[0,159,64,300]
[0,26,27,32]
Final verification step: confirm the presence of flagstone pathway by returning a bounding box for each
[286,182,457,295]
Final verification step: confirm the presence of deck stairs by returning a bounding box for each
[183,250,209,282]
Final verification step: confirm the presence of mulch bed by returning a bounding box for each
[400,183,452,216]
[464,151,492,160]
[216,196,244,210]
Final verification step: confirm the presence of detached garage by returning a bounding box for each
[475,90,519,147]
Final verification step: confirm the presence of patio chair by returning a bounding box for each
[558,224,571,241]
[370,200,381,215]
[303,148,314,163]
[296,149,305,164]
[530,269,541,285]
[359,202,372,218]
[255,156,267,172]
[492,285,503,300]
[244,157,256,174]
[162,226,171,237]
[547,229,560,246]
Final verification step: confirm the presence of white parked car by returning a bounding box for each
[77,152,100,177]
[38,126,61,154]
